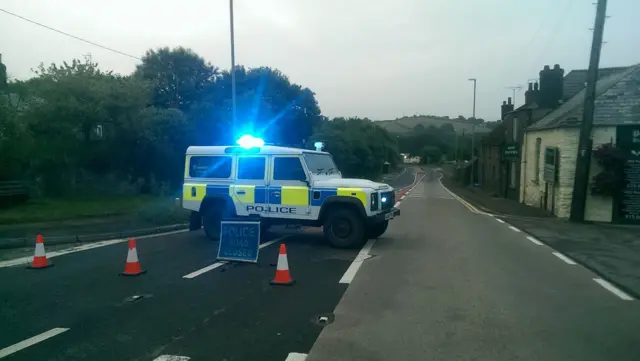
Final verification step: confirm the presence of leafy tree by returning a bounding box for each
[135,47,218,112]
[439,123,455,133]
[421,146,442,164]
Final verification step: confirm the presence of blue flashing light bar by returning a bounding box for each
[236,135,265,149]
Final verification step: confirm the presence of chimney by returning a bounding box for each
[539,64,564,108]
[524,82,533,105]
[500,97,515,120]
[531,82,540,104]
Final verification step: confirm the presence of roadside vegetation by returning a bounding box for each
[0,47,403,225]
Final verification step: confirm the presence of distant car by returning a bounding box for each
[181,135,400,248]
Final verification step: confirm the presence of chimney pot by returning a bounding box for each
[528,83,533,90]
[534,82,539,90]
[554,64,561,69]
[508,97,512,105]
[544,65,551,71]
[503,101,507,105]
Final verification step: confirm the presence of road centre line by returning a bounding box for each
[182,236,288,279]
[0,229,189,269]
[593,278,634,301]
[526,236,544,246]
[339,239,376,284]
[552,252,577,265]
[495,218,505,224]
[508,226,521,233]
[285,352,308,361]
[0,327,69,359]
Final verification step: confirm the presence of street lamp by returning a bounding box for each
[468,78,477,186]
[229,0,237,134]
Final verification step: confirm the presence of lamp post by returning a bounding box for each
[468,78,477,186]
[229,0,237,135]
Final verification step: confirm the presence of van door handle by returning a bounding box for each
[236,190,246,195]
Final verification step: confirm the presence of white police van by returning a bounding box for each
[182,135,400,248]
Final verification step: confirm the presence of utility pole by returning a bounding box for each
[468,78,477,186]
[570,0,608,222]
[229,0,237,136]
[506,85,522,107]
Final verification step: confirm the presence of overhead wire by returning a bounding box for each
[0,8,141,60]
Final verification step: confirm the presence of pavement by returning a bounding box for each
[306,168,640,361]
[4,166,639,360]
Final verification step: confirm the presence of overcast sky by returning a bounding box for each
[1,0,639,121]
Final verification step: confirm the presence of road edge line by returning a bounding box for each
[285,352,308,361]
[593,278,634,301]
[339,239,376,284]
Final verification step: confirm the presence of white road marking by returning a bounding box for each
[496,218,505,224]
[182,236,288,279]
[153,356,191,361]
[400,195,406,200]
[508,226,521,233]
[394,201,401,208]
[593,278,634,301]
[0,228,189,268]
[0,327,69,359]
[339,239,376,284]
[552,252,577,265]
[526,236,543,246]
[285,352,308,361]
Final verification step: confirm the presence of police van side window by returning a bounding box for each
[273,157,306,181]
[237,157,266,180]
[189,156,232,178]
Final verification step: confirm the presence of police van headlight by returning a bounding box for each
[370,193,379,211]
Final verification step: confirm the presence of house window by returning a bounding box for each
[534,137,542,182]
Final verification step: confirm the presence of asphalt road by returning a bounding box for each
[307,168,640,361]
[0,169,419,361]
[6,166,638,361]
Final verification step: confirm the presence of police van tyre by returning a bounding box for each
[202,203,227,241]
[367,220,389,239]
[323,208,366,249]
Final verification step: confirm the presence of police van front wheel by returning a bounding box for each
[323,208,366,249]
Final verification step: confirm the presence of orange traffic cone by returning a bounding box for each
[271,243,295,285]
[27,234,53,269]
[120,238,146,276]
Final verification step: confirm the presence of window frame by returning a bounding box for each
[236,155,268,181]
[188,155,234,179]
[272,156,308,182]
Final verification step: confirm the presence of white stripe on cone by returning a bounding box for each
[126,248,139,263]
[34,243,46,257]
[276,253,289,271]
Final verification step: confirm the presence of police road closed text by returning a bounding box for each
[217,221,261,263]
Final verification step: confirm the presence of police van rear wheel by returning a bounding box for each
[202,205,224,241]
[323,208,366,249]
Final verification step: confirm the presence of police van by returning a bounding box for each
[182,136,400,248]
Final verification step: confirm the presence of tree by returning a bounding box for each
[421,146,442,164]
[135,47,218,112]
[439,123,455,133]
[311,117,400,179]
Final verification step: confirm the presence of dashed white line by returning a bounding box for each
[526,236,543,246]
[285,352,308,361]
[593,278,634,301]
[508,225,521,233]
[339,239,376,284]
[394,201,401,208]
[496,218,505,224]
[0,328,69,359]
[552,252,577,265]
[153,356,191,361]
[182,236,288,279]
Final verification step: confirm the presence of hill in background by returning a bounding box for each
[376,115,495,134]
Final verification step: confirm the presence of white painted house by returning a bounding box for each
[520,64,640,223]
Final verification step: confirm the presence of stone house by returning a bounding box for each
[520,64,640,222]
[478,64,566,199]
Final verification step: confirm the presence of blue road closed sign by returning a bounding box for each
[217,220,261,263]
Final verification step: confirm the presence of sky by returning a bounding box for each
[1,0,639,122]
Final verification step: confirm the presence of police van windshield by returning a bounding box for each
[303,152,340,175]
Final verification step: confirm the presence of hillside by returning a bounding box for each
[376,115,493,134]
